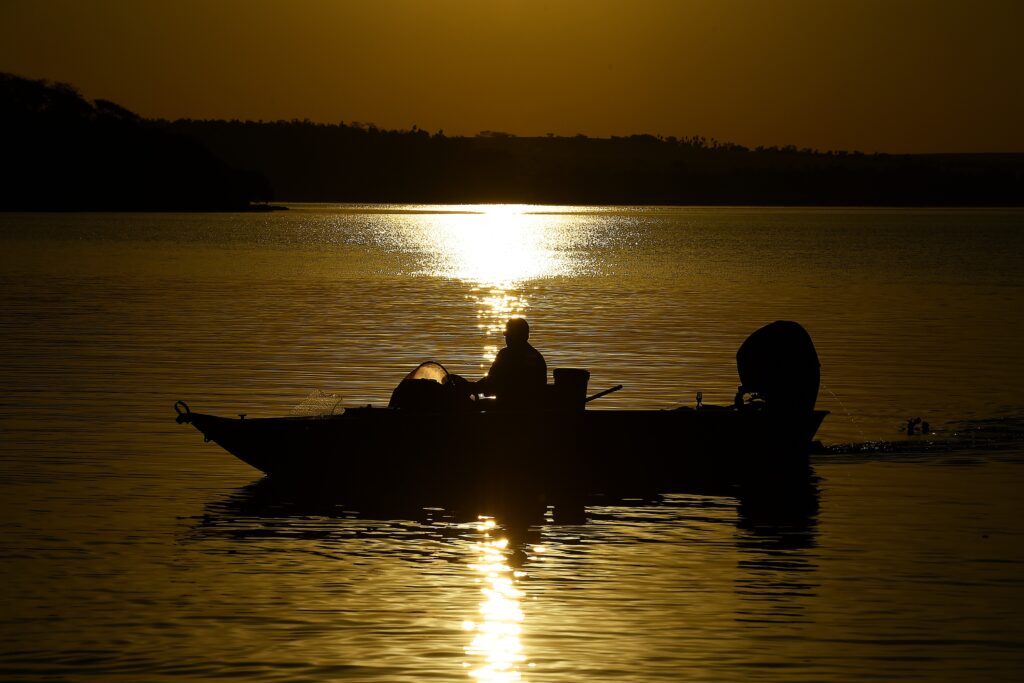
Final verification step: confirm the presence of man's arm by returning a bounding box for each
[474,349,508,396]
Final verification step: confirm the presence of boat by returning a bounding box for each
[175,321,828,502]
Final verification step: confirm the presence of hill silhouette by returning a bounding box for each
[0,73,270,211]
[3,72,1021,208]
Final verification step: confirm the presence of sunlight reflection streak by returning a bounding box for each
[463,517,529,682]
[398,204,589,368]
[426,205,573,367]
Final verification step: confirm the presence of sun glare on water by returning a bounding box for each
[408,204,588,366]
[426,204,573,286]
[462,517,531,682]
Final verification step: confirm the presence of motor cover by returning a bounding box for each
[736,321,820,413]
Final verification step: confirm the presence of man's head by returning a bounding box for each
[504,318,530,346]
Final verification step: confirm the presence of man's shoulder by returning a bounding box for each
[524,344,546,366]
[500,343,545,362]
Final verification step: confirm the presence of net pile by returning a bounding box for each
[289,389,344,416]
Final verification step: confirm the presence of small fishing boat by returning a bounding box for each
[175,321,827,500]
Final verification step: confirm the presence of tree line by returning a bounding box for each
[3,71,1021,209]
[163,118,1024,206]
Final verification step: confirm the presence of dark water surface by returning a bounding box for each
[2,205,1023,681]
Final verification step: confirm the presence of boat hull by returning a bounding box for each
[179,406,827,500]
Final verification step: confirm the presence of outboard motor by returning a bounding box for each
[736,321,820,413]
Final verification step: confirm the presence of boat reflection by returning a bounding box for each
[190,477,476,532]
[191,460,820,543]
[190,480,542,681]
[191,463,820,680]
[733,464,821,624]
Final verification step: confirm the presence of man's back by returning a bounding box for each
[480,342,547,407]
[475,318,548,408]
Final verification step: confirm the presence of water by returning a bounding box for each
[2,205,1023,681]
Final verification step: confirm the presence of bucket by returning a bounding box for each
[553,368,590,410]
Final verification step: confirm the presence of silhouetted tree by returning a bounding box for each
[0,72,271,210]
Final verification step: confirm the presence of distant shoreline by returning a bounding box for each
[8,203,1024,215]
[170,120,1024,208]
[4,72,1022,211]
[0,203,290,213]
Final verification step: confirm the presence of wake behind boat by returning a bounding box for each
[175,321,827,501]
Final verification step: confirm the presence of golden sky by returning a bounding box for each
[1,0,1022,153]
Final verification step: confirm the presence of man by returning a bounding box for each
[474,318,547,407]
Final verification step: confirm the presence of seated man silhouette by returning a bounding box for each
[474,318,547,408]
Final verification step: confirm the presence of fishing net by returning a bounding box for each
[289,389,344,416]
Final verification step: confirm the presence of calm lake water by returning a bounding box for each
[2,205,1023,681]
